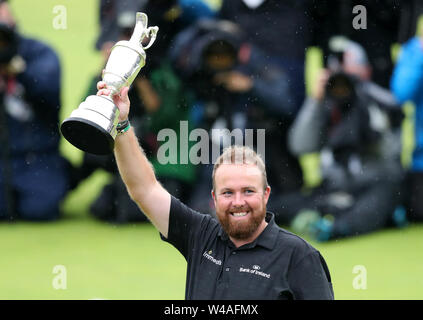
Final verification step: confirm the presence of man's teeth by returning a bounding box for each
[232,212,248,217]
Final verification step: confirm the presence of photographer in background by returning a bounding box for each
[0,0,70,221]
[170,19,303,215]
[275,38,405,241]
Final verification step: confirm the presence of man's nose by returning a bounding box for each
[232,192,245,206]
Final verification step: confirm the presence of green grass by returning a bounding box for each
[1,217,422,299]
[1,0,422,300]
[0,220,186,299]
[315,225,423,299]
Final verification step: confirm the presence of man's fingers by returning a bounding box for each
[96,88,110,96]
[318,69,330,81]
[96,81,107,90]
[120,86,130,98]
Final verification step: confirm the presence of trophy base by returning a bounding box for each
[61,117,115,155]
[61,95,119,155]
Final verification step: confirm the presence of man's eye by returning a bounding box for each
[222,191,232,196]
[245,189,254,194]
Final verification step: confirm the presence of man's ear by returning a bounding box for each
[212,189,221,208]
[264,186,271,204]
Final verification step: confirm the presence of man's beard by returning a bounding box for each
[217,205,266,240]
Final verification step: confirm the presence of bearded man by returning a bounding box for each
[96,81,334,300]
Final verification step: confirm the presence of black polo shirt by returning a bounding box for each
[161,196,334,300]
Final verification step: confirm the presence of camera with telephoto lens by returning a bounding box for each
[324,71,361,115]
[192,38,238,100]
[171,19,244,101]
[323,40,362,114]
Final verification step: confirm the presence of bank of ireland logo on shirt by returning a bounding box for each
[239,264,271,279]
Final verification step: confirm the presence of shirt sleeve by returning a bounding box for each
[288,250,334,300]
[160,196,212,260]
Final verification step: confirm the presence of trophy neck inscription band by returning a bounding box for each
[103,71,129,95]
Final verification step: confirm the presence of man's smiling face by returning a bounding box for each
[212,163,271,244]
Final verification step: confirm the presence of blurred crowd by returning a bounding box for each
[1,0,423,242]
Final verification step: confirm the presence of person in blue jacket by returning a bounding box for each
[0,1,70,221]
[391,34,423,222]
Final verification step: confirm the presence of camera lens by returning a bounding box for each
[326,72,355,101]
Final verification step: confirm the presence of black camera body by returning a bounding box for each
[324,71,363,117]
[171,19,244,97]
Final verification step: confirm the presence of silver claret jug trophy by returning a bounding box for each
[61,12,158,155]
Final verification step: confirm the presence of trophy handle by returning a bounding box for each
[142,26,159,50]
[130,12,159,51]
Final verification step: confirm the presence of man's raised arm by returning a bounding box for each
[97,81,171,237]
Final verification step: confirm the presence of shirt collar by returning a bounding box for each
[218,212,279,250]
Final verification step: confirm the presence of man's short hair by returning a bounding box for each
[212,145,268,193]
